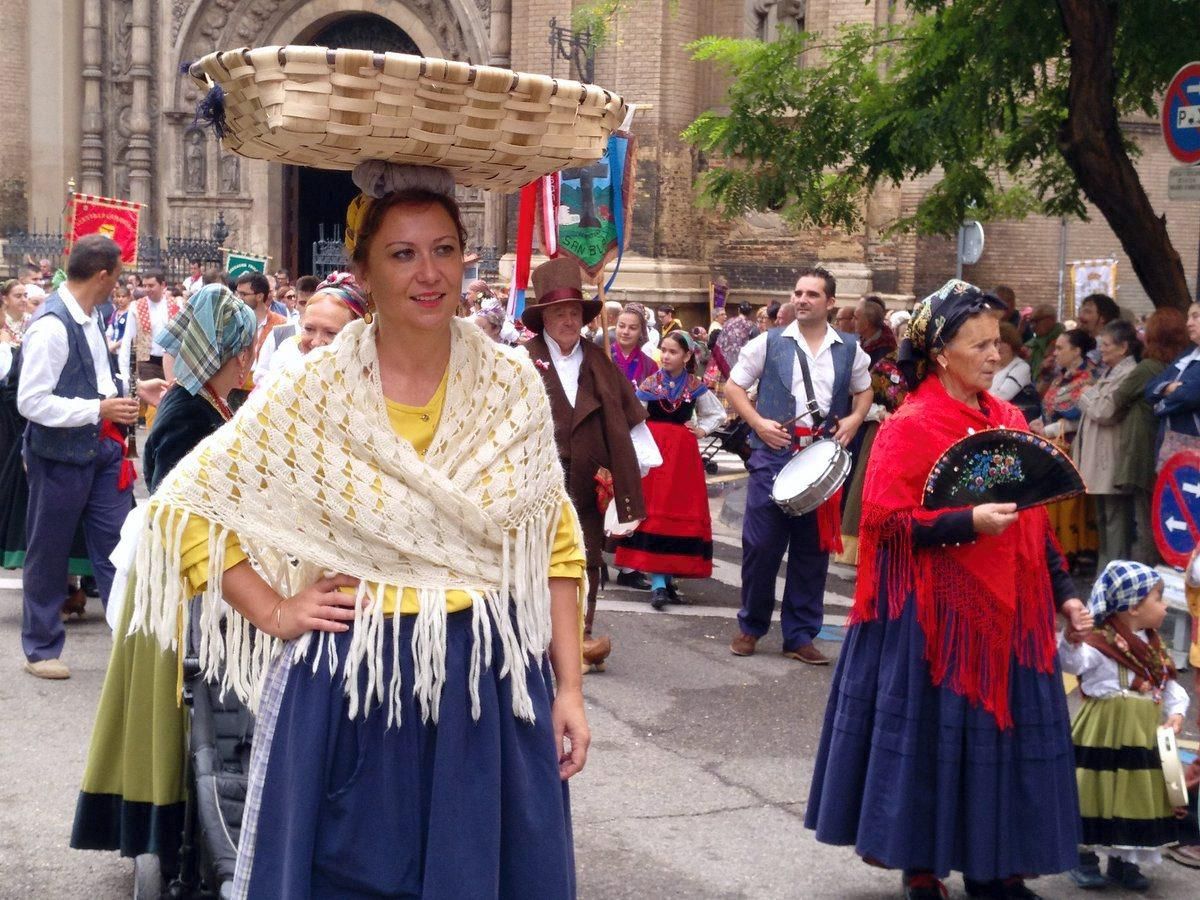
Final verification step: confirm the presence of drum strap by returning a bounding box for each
[791,341,824,430]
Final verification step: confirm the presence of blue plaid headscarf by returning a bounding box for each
[156,284,256,395]
[1088,560,1163,624]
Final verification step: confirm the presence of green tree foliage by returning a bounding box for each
[684,0,1200,309]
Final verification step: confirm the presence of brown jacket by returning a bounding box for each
[526,335,647,561]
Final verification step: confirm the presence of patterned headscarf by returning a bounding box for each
[157,284,255,395]
[620,301,650,345]
[898,279,1005,387]
[310,272,367,320]
[1088,560,1163,624]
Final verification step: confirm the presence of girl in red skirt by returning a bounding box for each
[615,331,726,609]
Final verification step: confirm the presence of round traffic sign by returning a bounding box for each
[1152,450,1200,567]
[1161,62,1200,165]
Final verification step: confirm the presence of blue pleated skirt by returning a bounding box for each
[235,609,575,899]
[805,568,1081,881]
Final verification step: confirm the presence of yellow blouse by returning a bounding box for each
[173,370,584,614]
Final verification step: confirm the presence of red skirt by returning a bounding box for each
[614,420,713,578]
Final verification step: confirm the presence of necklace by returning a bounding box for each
[201,385,234,422]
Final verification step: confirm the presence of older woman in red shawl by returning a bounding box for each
[805,281,1093,900]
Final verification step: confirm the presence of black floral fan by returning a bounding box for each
[923,428,1085,511]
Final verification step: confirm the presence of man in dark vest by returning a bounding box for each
[17,235,138,679]
[524,258,656,672]
[725,267,873,665]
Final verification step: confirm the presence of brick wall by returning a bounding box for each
[0,0,31,231]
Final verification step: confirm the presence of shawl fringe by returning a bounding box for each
[849,377,1059,729]
[128,318,574,727]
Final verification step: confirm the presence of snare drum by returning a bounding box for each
[770,438,852,517]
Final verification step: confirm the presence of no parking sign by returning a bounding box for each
[1161,62,1200,165]
[1152,451,1200,567]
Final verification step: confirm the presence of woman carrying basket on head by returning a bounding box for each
[126,46,632,898]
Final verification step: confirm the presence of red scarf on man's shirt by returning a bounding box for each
[849,376,1061,728]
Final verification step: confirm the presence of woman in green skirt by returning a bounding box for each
[1059,560,1194,891]
[71,285,256,870]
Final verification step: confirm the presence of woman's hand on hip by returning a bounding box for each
[271,574,361,640]
[971,502,1018,536]
[552,686,590,781]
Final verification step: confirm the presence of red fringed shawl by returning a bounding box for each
[850,376,1060,729]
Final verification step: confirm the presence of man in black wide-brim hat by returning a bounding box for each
[523,258,655,671]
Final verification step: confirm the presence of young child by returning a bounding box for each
[613,331,725,609]
[1059,560,1190,891]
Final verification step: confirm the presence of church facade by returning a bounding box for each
[1,0,1195,316]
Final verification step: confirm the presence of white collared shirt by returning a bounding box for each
[18,286,118,428]
[730,322,871,423]
[1058,631,1188,717]
[1175,346,1200,375]
[118,295,173,387]
[547,336,585,406]
[544,336,662,475]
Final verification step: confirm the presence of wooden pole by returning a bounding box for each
[597,276,611,357]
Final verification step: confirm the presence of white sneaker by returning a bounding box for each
[24,658,70,680]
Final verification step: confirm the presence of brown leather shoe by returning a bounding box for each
[61,587,87,621]
[582,635,611,672]
[782,643,830,665]
[729,632,758,657]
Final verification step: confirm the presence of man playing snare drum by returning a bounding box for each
[725,268,872,665]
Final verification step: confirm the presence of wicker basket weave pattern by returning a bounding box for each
[190,46,628,192]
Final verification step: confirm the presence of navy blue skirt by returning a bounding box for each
[805,567,1081,881]
[237,609,575,899]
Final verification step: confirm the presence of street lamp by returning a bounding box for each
[548,17,595,84]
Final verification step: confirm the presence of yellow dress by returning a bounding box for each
[173,370,584,611]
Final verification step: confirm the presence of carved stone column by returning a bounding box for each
[80,0,104,194]
[484,1,513,249]
[126,0,153,211]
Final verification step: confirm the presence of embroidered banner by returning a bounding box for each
[1065,258,1118,319]
[67,193,143,266]
[555,130,636,287]
[225,251,268,278]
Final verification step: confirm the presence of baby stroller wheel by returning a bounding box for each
[133,854,163,900]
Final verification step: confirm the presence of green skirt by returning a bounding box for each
[1073,693,1179,850]
[70,573,187,862]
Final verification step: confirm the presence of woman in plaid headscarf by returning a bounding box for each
[73,283,255,863]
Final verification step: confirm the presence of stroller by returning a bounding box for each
[699,416,753,475]
[133,598,255,900]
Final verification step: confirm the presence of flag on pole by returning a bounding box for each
[556,130,636,290]
[225,251,268,278]
[67,193,143,265]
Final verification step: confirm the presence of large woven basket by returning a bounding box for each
[188,46,628,192]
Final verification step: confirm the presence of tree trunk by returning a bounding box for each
[1056,0,1191,311]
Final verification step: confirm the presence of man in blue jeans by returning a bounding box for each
[17,235,138,679]
[724,268,872,665]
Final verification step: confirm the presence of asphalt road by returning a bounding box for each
[1,474,1197,899]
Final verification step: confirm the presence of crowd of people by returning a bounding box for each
[5,217,1200,899]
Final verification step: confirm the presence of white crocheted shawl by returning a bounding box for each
[130,316,573,726]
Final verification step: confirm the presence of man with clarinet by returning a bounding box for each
[725,267,872,666]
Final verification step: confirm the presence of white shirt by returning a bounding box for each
[118,295,173,387]
[1058,632,1189,718]
[730,322,871,425]
[990,357,1032,401]
[0,342,12,382]
[252,322,298,386]
[182,275,203,293]
[546,337,662,475]
[17,286,118,428]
